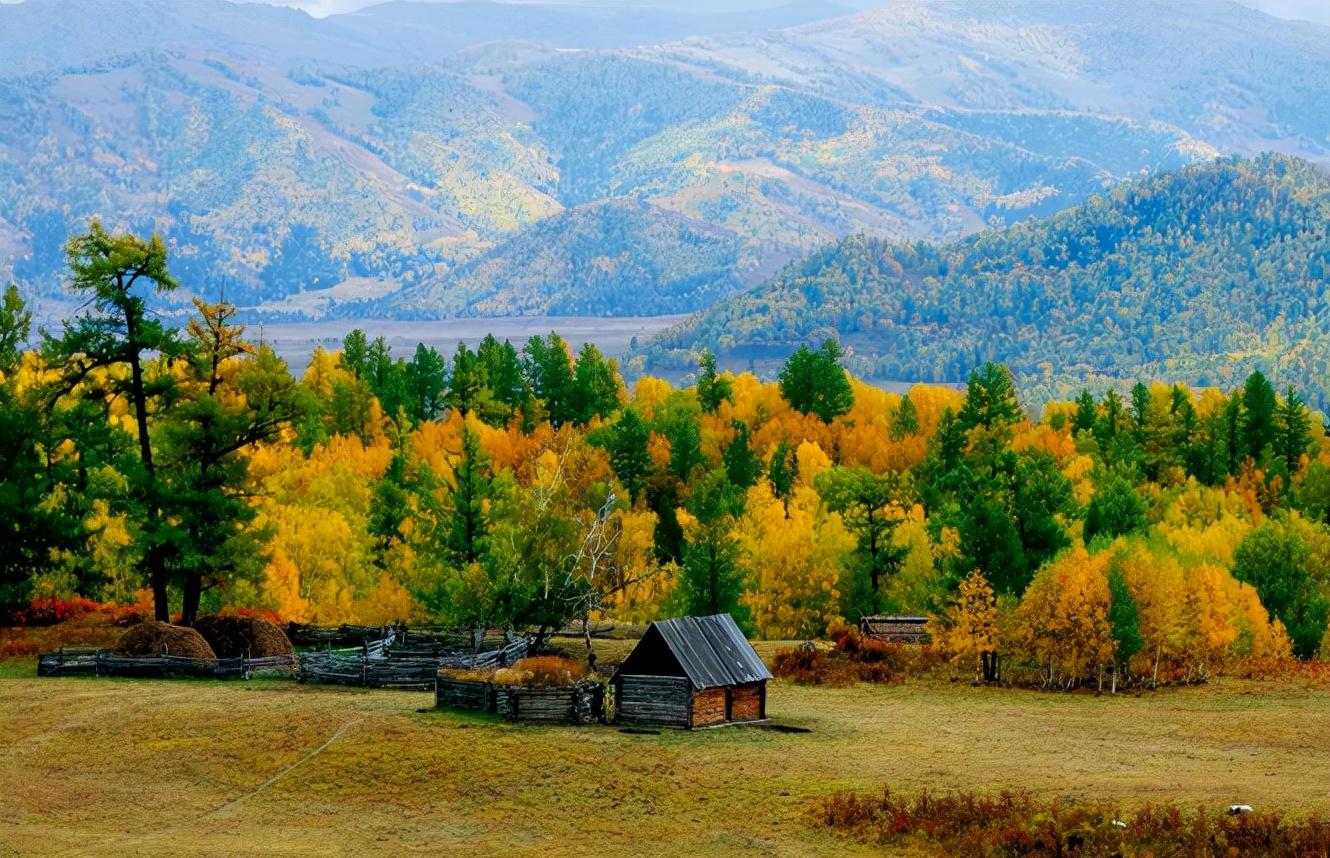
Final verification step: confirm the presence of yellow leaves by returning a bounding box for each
[736,482,851,639]
[1015,547,1114,683]
[601,507,671,624]
[1110,540,1289,680]
[629,375,675,422]
[795,440,831,489]
[647,431,672,473]
[931,569,998,666]
[1012,423,1076,464]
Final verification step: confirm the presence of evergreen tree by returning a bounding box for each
[695,349,733,414]
[447,342,486,418]
[1274,385,1312,478]
[891,393,919,439]
[778,339,853,422]
[45,221,184,621]
[443,425,493,566]
[665,414,703,483]
[571,343,621,425]
[767,439,797,514]
[162,335,303,625]
[1241,370,1277,461]
[341,329,368,379]
[723,420,762,489]
[959,493,1028,596]
[1084,473,1147,545]
[406,343,447,422]
[1073,389,1098,434]
[604,407,652,505]
[1107,567,1143,689]
[1129,382,1150,443]
[0,289,85,611]
[1012,451,1074,573]
[817,466,912,614]
[672,472,748,628]
[958,362,1022,432]
[0,285,31,373]
[523,334,576,427]
[1232,519,1330,659]
[1095,388,1125,446]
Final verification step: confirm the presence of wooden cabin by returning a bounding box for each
[860,615,931,644]
[612,614,771,729]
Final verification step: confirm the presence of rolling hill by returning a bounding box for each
[0,0,1326,320]
[650,155,1330,406]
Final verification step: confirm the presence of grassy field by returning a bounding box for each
[3,644,1329,857]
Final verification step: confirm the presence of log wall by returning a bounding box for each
[492,683,605,724]
[436,677,493,712]
[690,686,728,728]
[729,682,764,721]
[616,675,691,727]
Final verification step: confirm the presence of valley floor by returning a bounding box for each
[2,659,1328,856]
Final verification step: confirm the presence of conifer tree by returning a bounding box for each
[695,349,732,414]
[778,339,853,422]
[723,420,762,489]
[604,407,651,505]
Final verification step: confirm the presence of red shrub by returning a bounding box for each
[7,597,105,627]
[810,785,1330,856]
[772,646,832,684]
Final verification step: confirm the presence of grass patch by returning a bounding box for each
[2,668,1328,854]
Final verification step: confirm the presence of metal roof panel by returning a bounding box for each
[649,614,771,689]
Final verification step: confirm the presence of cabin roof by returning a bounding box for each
[622,613,771,689]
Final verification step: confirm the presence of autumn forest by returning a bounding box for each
[3,223,1329,693]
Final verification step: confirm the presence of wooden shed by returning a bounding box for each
[860,615,931,644]
[612,614,771,729]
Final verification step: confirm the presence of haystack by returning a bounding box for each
[115,622,218,661]
[193,615,294,659]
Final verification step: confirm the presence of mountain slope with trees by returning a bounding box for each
[653,155,1330,407]
[9,0,1327,318]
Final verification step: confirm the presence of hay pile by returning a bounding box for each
[193,615,294,659]
[493,656,587,688]
[115,622,218,661]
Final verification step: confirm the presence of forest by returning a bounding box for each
[4,223,1330,690]
[655,155,1330,409]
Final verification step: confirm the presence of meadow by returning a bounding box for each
[3,643,1328,857]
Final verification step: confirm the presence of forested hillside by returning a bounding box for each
[8,0,1327,318]
[391,200,783,317]
[654,156,1330,407]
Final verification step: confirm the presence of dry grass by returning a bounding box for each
[2,642,1329,856]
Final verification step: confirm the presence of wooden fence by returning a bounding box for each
[37,648,298,680]
[298,636,529,690]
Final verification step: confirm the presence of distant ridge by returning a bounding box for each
[651,155,1330,406]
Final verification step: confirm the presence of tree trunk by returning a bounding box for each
[151,564,169,623]
[582,611,597,672]
[180,576,202,627]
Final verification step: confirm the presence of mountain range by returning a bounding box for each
[0,0,1326,325]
